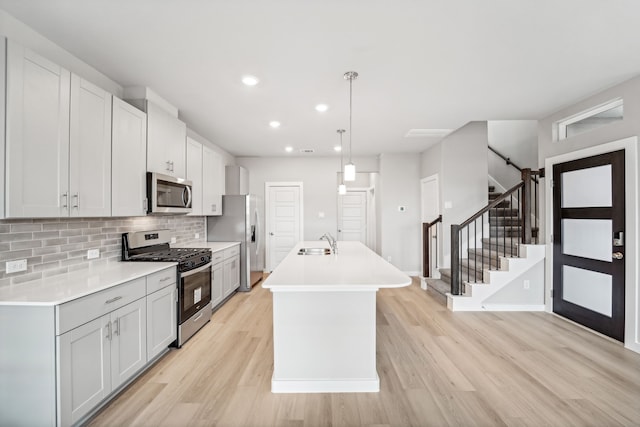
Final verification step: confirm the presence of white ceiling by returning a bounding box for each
[1,0,640,158]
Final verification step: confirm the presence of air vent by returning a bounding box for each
[299,148,315,154]
[405,129,452,138]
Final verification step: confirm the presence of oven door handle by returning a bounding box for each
[180,262,212,277]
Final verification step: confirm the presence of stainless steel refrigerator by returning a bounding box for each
[206,194,264,291]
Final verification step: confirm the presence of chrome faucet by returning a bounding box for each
[320,232,338,254]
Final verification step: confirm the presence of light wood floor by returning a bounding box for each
[89,278,640,427]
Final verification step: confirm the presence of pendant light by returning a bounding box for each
[337,129,347,195]
[343,71,358,181]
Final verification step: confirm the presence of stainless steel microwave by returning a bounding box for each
[147,172,193,214]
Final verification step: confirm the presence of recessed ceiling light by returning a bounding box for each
[242,75,259,86]
[285,146,293,153]
[269,121,281,128]
[315,104,329,112]
[334,146,342,152]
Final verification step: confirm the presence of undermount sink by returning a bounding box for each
[297,247,332,255]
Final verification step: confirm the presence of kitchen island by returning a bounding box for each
[262,241,411,393]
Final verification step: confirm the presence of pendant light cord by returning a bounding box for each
[349,77,353,164]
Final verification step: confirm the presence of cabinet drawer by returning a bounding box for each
[146,267,177,294]
[224,245,240,259]
[211,251,224,265]
[56,278,146,335]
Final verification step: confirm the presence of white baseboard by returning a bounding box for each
[271,374,380,393]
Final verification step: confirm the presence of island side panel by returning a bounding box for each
[0,305,57,426]
[271,290,378,393]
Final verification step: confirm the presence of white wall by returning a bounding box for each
[0,10,123,96]
[441,122,489,267]
[538,75,640,354]
[379,154,421,274]
[488,120,538,190]
[236,156,379,245]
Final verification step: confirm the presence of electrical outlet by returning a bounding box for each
[6,259,27,274]
[523,279,530,290]
[195,233,200,239]
[171,237,177,244]
[398,206,406,212]
[87,249,100,259]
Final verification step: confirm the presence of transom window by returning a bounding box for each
[555,98,623,141]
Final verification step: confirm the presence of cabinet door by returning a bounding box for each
[147,285,177,361]
[110,298,147,390]
[58,315,111,426]
[186,137,203,216]
[211,262,224,308]
[146,101,186,177]
[203,146,223,215]
[112,97,148,216]
[69,74,112,217]
[5,40,70,217]
[230,255,240,292]
[223,256,240,297]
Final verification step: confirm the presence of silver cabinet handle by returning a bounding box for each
[159,276,172,282]
[106,321,112,341]
[105,296,123,304]
[62,193,68,208]
[166,160,172,171]
[612,252,624,260]
[73,193,79,208]
[113,318,120,336]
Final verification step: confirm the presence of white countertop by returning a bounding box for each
[0,262,177,306]
[180,241,240,252]
[262,241,411,291]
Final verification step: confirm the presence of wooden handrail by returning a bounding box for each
[422,215,442,277]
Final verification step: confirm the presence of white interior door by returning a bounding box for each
[338,191,367,244]
[266,183,303,271]
[421,174,439,222]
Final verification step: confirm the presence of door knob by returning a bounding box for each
[612,252,624,260]
[270,232,274,236]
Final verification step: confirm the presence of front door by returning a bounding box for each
[266,184,302,271]
[552,150,625,341]
[338,191,367,244]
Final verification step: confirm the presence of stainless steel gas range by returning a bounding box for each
[122,229,212,347]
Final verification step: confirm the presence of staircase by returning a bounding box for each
[425,180,545,311]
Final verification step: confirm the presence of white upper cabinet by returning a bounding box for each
[5,40,113,218]
[186,137,204,216]
[112,97,147,217]
[69,75,112,217]
[5,40,71,217]
[1,38,6,219]
[203,145,224,216]
[146,101,186,178]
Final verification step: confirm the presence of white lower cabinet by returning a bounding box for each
[0,266,177,427]
[223,255,240,298]
[147,284,177,361]
[211,261,224,309]
[58,297,146,426]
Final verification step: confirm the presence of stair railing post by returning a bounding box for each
[422,222,430,277]
[451,224,461,295]
[521,168,532,244]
